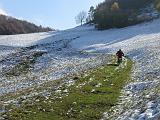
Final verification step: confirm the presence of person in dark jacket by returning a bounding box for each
[116,49,124,64]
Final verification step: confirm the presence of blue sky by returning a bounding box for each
[0,0,104,30]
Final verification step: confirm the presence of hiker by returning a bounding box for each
[116,49,124,64]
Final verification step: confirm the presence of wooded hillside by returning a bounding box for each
[0,15,53,35]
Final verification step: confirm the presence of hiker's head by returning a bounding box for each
[119,49,121,51]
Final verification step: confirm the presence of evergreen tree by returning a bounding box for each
[88,6,95,22]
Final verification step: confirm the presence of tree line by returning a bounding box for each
[76,0,158,30]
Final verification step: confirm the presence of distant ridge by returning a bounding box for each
[0,15,53,35]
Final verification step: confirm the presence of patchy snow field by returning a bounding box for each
[0,18,160,119]
[70,20,160,120]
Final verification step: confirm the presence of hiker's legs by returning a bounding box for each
[117,58,122,65]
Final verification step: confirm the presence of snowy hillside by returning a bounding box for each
[0,19,160,119]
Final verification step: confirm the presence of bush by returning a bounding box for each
[155,0,160,11]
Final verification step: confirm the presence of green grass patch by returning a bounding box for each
[5,57,133,120]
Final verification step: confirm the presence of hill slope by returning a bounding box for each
[0,15,53,35]
[0,18,160,119]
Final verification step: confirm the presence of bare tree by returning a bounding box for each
[75,11,87,26]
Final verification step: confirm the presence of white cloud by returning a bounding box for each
[0,8,7,15]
